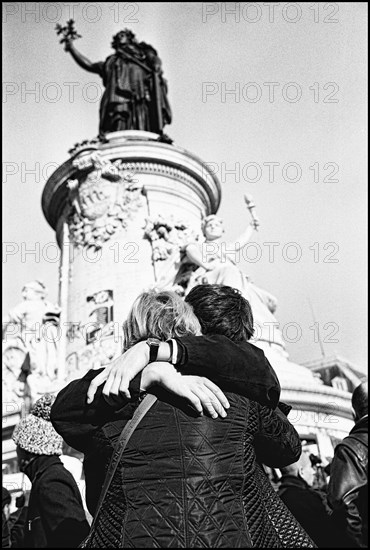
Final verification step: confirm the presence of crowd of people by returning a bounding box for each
[2,284,368,548]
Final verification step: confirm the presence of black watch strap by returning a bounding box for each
[146,339,160,363]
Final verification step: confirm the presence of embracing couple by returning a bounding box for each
[51,284,315,548]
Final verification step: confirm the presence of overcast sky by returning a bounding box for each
[3,2,367,370]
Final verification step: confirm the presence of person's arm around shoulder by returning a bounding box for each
[86,336,281,409]
[141,362,230,419]
[51,368,141,452]
[177,335,280,408]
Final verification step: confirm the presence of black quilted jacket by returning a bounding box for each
[53,381,302,547]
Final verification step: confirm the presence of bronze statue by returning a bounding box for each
[57,22,172,136]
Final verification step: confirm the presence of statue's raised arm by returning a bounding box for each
[231,195,260,252]
[56,20,103,74]
[64,39,103,75]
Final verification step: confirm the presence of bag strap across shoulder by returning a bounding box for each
[91,393,158,529]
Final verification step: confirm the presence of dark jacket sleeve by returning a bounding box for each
[51,368,141,453]
[279,485,341,548]
[328,443,367,510]
[327,442,367,546]
[176,335,281,409]
[9,506,28,548]
[36,468,90,548]
[253,402,302,468]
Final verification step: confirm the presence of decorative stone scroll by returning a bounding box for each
[67,152,144,250]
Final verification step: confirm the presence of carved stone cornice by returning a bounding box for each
[42,131,221,234]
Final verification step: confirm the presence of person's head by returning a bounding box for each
[123,290,201,350]
[22,280,47,301]
[201,215,224,241]
[15,445,37,474]
[185,284,254,341]
[12,394,63,475]
[280,451,316,487]
[111,29,135,50]
[352,381,368,422]
[2,487,11,520]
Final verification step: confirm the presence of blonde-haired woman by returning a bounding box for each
[122,289,201,348]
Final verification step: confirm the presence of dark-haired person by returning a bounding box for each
[328,381,368,548]
[52,289,303,547]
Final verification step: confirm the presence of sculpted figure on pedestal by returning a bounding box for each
[58,22,172,136]
[144,216,198,293]
[178,197,285,348]
[2,281,61,403]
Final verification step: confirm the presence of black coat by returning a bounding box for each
[23,455,90,548]
[2,511,11,548]
[328,415,368,548]
[278,475,342,547]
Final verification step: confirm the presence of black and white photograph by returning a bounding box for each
[2,2,367,548]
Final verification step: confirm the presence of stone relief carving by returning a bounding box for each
[144,215,196,261]
[144,215,198,293]
[67,152,144,250]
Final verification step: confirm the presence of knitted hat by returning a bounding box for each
[12,394,63,456]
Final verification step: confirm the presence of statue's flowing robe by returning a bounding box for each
[98,49,171,134]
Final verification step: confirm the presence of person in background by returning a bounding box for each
[278,451,341,547]
[328,381,368,548]
[12,394,90,548]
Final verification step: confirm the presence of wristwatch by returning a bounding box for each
[146,338,161,363]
